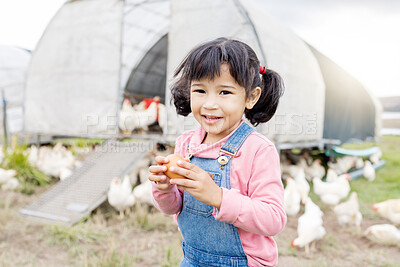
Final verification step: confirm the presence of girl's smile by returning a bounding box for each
[202,115,222,124]
[190,64,258,144]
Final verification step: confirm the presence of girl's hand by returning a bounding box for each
[148,156,171,190]
[169,160,222,209]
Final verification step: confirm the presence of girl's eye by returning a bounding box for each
[220,90,232,95]
[193,89,205,93]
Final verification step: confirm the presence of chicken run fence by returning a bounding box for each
[20,140,152,225]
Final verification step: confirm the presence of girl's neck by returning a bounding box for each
[201,132,225,145]
[201,133,215,145]
[201,120,244,145]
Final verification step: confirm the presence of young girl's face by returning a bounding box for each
[190,64,254,143]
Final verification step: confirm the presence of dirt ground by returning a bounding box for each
[1,189,399,267]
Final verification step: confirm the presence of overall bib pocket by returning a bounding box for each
[183,171,222,217]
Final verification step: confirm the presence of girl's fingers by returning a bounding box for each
[149,173,167,183]
[176,160,199,172]
[171,160,204,180]
[154,156,169,165]
[169,166,193,179]
[149,165,167,174]
[156,183,170,190]
[170,178,195,188]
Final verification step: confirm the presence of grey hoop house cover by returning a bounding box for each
[0,45,30,136]
[23,0,381,146]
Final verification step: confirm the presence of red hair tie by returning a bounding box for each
[259,65,267,75]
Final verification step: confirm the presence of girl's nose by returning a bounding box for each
[202,98,218,109]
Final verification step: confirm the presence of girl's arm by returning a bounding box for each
[152,183,183,215]
[214,145,287,236]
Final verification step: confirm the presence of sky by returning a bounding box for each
[256,0,400,98]
[0,0,399,97]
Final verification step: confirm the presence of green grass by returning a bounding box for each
[162,244,182,267]
[52,138,104,156]
[86,249,134,267]
[45,219,108,247]
[340,136,400,216]
[131,206,175,231]
[52,138,104,148]
[319,232,338,253]
[1,142,52,194]
[306,135,400,219]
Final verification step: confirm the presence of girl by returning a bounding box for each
[149,37,286,267]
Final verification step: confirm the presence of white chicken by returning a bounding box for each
[333,192,362,228]
[372,199,400,224]
[107,175,135,219]
[133,180,154,207]
[0,168,18,184]
[363,160,375,182]
[325,168,338,183]
[364,224,400,245]
[36,143,76,178]
[303,159,325,181]
[118,98,158,134]
[328,156,355,175]
[305,197,324,217]
[297,157,309,169]
[294,168,310,205]
[129,156,151,185]
[27,145,39,166]
[284,177,301,216]
[139,167,150,184]
[313,174,351,206]
[59,167,73,181]
[369,151,382,164]
[133,99,146,111]
[354,157,364,169]
[1,177,20,191]
[118,99,136,134]
[281,161,302,178]
[131,96,166,132]
[291,197,326,254]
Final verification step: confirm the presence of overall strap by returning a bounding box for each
[220,122,254,157]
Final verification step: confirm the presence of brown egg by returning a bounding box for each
[163,154,186,179]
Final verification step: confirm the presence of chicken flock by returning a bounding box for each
[0,141,86,191]
[118,97,166,134]
[281,150,400,252]
[1,136,398,251]
[0,139,169,218]
[106,144,400,249]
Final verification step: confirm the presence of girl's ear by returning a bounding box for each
[245,87,261,109]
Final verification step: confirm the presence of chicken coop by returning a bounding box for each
[18,0,384,226]
[22,0,381,149]
[0,45,30,143]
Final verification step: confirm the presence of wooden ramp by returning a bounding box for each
[20,140,152,225]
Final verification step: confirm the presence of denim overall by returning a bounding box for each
[178,123,254,267]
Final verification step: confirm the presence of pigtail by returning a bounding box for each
[170,56,192,116]
[245,68,284,126]
[171,78,191,116]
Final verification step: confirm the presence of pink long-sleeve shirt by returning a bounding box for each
[152,121,286,267]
